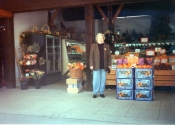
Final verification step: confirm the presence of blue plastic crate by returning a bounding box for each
[135,78,154,90]
[135,90,153,101]
[116,68,134,78]
[116,89,134,100]
[116,78,134,89]
[135,68,154,79]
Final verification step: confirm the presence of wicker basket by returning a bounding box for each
[41,24,51,34]
[69,68,83,79]
[30,25,38,32]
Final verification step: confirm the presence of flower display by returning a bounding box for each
[19,75,30,83]
[38,57,46,65]
[67,62,86,70]
[29,69,45,80]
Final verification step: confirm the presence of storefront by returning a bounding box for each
[0,0,175,91]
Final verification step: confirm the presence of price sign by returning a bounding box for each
[160,49,166,54]
[161,59,168,63]
[135,49,140,53]
[173,50,175,54]
[25,73,29,77]
[115,51,119,55]
[146,50,155,56]
[141,37,148,43]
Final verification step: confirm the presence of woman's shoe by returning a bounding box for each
[100,94,105,98]
[93,94,97,98]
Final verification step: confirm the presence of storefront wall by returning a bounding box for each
[14,11,47,86]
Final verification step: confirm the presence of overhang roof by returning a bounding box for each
[0,0,159,13]
[63,0,175,21]
[0,0,175,21]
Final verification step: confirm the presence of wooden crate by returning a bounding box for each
[106,70,116,85]
[154,70,175,86]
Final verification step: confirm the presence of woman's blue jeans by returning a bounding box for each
[92,69,106,95]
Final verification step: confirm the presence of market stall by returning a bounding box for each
[107,41,175,87]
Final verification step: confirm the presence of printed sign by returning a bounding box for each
[173,50,175,54]
[135,49,140,53]
[141,37,148,43]
[146,50,155,56]
[160,49,166,54]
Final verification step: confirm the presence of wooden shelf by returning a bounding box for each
[154,70,175,86]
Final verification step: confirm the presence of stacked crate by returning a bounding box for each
[66,78,83,94]
[134,68,154,101]
[116,68,134,100]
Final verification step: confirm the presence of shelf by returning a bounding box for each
[68,52,82,54]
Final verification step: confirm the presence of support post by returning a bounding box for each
[85,4,94,91]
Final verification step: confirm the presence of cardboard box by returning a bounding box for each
[135,79,154,90]
[135,68,153,79]
[116,78,134,89]
[67,88,83,94]
[67,82,82,89]
[135,90,153,101]
[66,78,82,84]
[116,89,134,100]
[116,68,134,78]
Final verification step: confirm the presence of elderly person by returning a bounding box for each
[90,33,111,98]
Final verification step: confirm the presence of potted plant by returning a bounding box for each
[67,62,86,79]
[19,74,29,90]
[29,69,45,89]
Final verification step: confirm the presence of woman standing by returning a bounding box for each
[90,33,111,98]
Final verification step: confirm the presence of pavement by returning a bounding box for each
[0,80,175,124]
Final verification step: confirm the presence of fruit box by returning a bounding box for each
[135,78,154,90]
[135,68,153,79]
[116,68,134,78]
[116,89,134,100]
[135,90,153,101]
[116,78,134,89]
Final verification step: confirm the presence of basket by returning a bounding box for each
[41,24,51,34]
[69,68,83,79]
[30,25,38,33]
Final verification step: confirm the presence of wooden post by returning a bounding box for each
[85,4,94,91]
[3,18,16,88]
[112,4,124,24]
[107,5,113,32]
[49,9,59,27]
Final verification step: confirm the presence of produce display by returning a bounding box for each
[154,63,172,70]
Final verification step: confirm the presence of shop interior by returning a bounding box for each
[0,0,175,91]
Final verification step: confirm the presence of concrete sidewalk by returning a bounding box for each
[0,80,175,124]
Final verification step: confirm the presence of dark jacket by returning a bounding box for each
[90,43,111,71]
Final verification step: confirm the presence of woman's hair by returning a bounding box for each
[96,33,105,41]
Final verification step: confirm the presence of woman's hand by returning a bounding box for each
[90,66,93,70]
[108,66,111,70]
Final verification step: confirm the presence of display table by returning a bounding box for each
[106,69,175,87]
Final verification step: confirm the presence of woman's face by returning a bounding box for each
[97,35,104,44]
